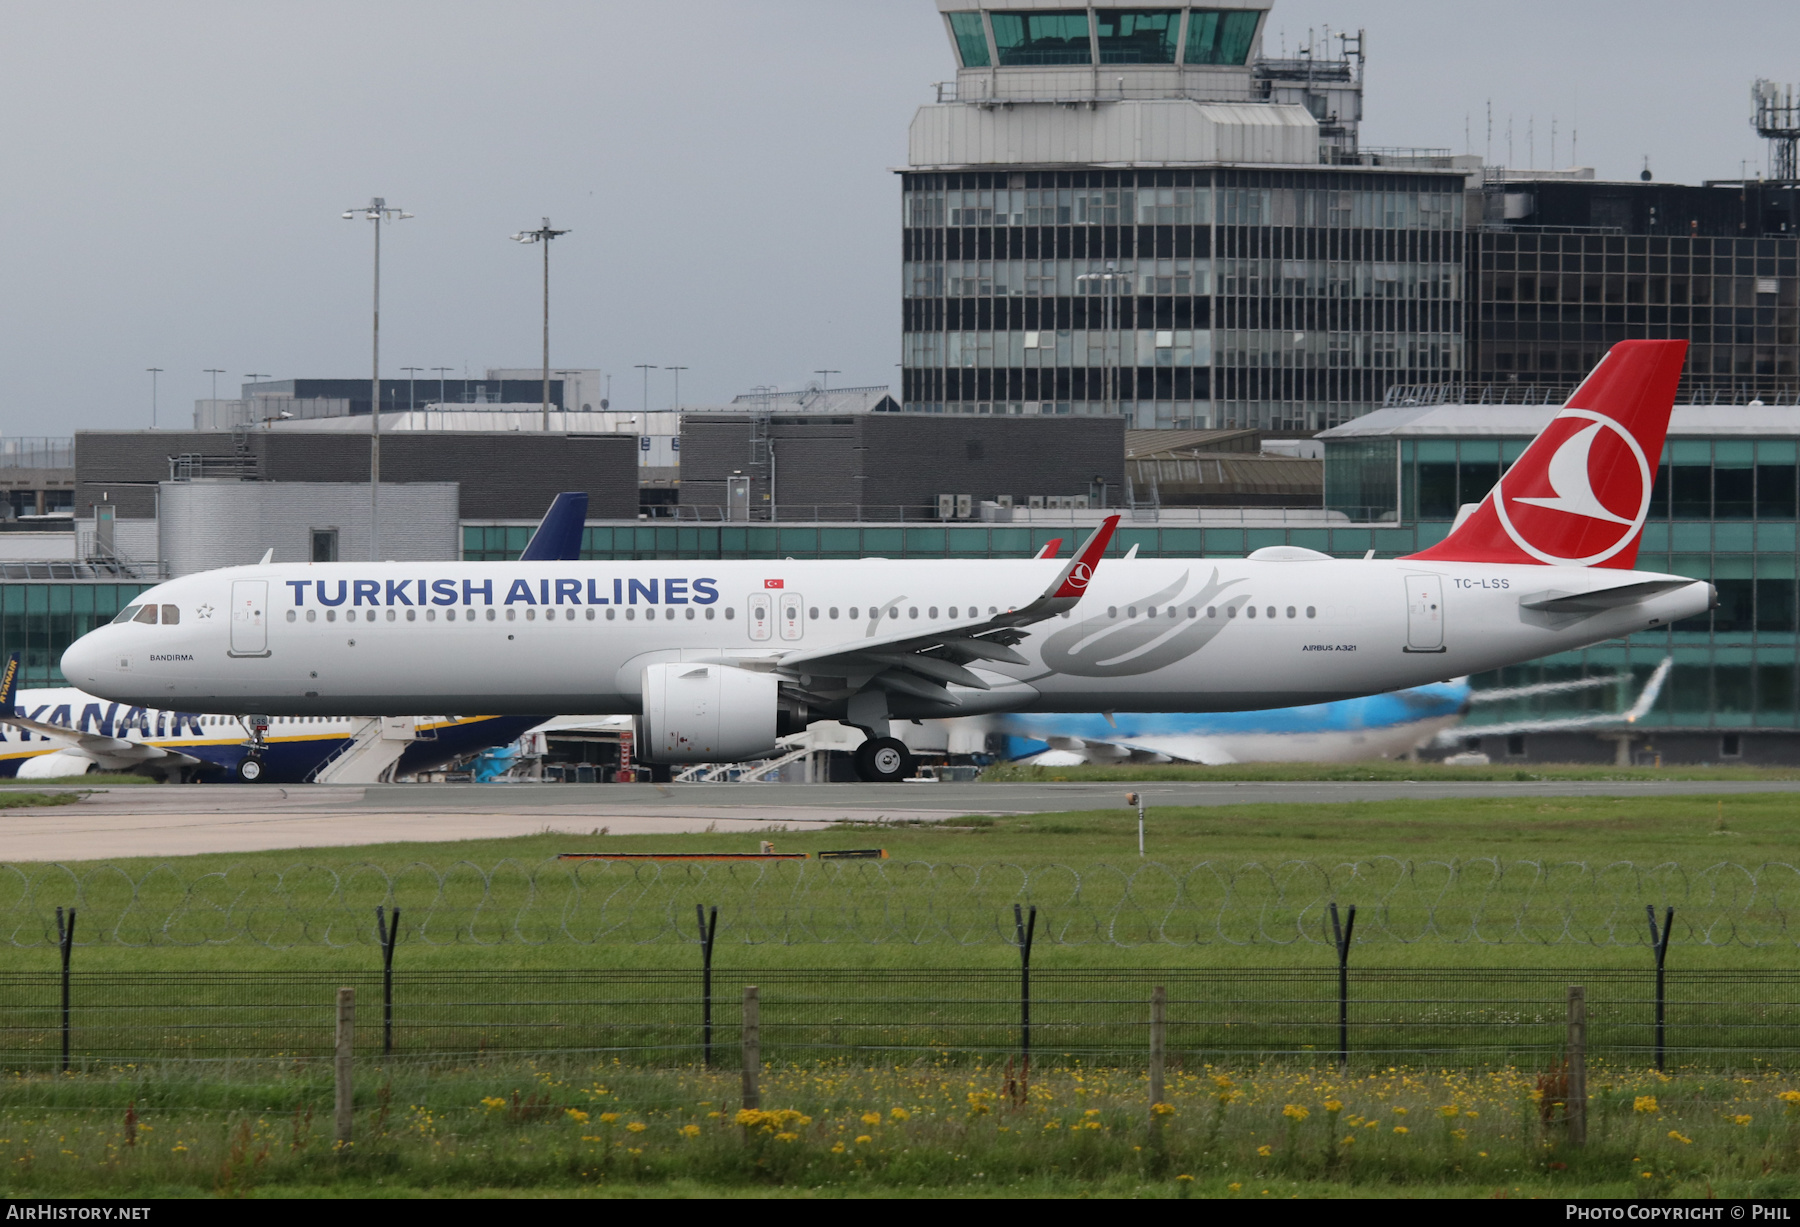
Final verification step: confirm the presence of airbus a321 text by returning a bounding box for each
[61,341,1714,782]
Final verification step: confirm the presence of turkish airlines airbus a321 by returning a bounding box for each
[62,340,1712,782]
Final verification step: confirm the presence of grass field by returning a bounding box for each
[3,1056,1798,1198]
[7,787,1800,1198]
[3,790,1798,973]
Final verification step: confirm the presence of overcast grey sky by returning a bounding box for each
[1,1,1795,434]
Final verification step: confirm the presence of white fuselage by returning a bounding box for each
[60,558,1712,719]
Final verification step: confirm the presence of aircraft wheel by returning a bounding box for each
[234,755,266,784]
[853,737,913,783]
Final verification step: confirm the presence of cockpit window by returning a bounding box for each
[161,604,180,625]
[112,605,142,625]
[133,605,159,625]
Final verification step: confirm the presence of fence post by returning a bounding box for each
[54,907,75,1074]
[1645,904,1672,1072]
[374,906,400,1057]
[1566,985,1587,1148]
[335,987,355,1148]
[697,905,718,1067]
[1013,903,1037,1065]
[741,985,760,1112]
[1329,902,1356,1070]
[1148,985,1166,1129]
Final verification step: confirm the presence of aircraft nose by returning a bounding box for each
[60,630,111,686]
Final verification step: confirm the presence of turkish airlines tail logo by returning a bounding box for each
[1405,340,1687,570]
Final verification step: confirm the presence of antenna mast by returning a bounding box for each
[1753,79,1800,181]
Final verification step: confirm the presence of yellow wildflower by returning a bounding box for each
[1668,1130,1692,1145]
[564,1109,589,1125]
[678,1124,700,1140]
[1256,1144,1272,1157]
[890,1108,910,1121]
[480,1097,506,1111]
[775,1132,800,1143]
[1083,1120,1102,1130]
[1734,1114,1753,1126]
[1323,1100,1343,1113]
[860,1112,881,1126]
[1393,1126,1410,1135]
[830,1142,846,1154]
[1634,1096,1659,1114]
[854,1134,872,1145]
[1282,1104,1309,1122]
[599,1112,620,1125]
[1225,1181,1238,1191]
[1779,1090,1800,1106]
[625,1122,646,1134]
[1151,1102,1175,1117]
[1437,1105,1459,1120]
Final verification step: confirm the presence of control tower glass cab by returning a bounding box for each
[936,3,1268,103]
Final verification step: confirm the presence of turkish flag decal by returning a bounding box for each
[764,579,784,589]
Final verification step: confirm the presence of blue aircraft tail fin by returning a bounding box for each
[518,492,589,561]
[0,652,17,711]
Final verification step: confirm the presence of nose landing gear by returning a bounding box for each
[235,714,272,784]
[852,736,914,783]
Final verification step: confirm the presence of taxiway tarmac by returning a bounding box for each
[2,777,1798,862]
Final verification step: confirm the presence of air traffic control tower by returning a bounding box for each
[901,3,1472,432]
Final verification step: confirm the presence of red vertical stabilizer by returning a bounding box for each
[1403,340,1687,569]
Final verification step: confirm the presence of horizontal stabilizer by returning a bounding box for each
[1519,578,1699,613]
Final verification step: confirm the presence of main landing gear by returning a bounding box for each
[852,737,914,784]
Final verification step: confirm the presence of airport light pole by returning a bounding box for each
[431,367,452,430]
[243,374,269,427]
[204,368,226,405]
[814,369,840,395]
[146,368,163,429]
[401,367,423,419]
[1075,263,1129,421]
[634,364,656,413]
[511,217,570,431]
[342,197,413,561]
[665,366,688,411]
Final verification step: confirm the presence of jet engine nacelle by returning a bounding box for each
[635,662,778,764]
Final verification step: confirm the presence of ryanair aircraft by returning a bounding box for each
[0,657,534,783]
[61,343,1716,782]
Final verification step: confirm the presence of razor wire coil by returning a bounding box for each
[1,857,1796,950]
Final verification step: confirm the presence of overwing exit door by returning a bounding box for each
[747,593,772,641]
[1403,574,1445,652]
[230,580,269,656]
[778,593,804,640]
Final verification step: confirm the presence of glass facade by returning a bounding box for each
[0,584,152,687]
[1468,231,1800,393]
[901,168,1465,431]
[945,9,1261,69]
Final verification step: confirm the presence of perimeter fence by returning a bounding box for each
[2,966,1797,1073]
[4,858,1800,951]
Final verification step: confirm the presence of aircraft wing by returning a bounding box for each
[1033,733,1236,766]
[770,515,1118,707]
[0,713,203,765]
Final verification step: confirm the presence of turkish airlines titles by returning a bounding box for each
[283,576,722,609]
